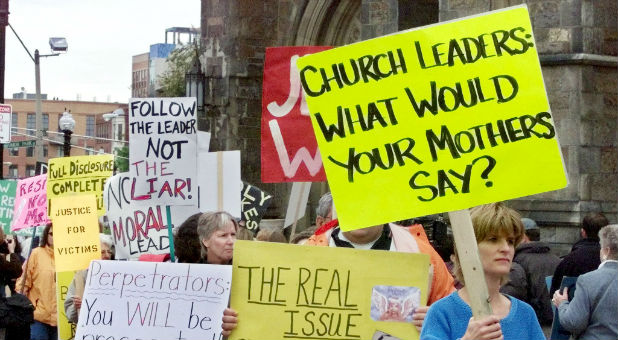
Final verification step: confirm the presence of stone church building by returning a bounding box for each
[198,0,617,253]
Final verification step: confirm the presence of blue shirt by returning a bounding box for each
[420,291,545,340]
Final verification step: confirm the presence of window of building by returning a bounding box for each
[43,114,49,135]
[9,147,18,156]
[57,147,64,157]
[96,123,109,139]
[26,165,35,177]
[27,113,35,135]
[11,113,17,127]
[26,147,34,157]
[43,145,48,157]
[8,165,18,178]
[86,115,95,136]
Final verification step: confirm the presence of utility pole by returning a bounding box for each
[35,49,44,165]
[0,0,9,180]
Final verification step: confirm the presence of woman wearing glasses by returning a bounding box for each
[17,223,57,340]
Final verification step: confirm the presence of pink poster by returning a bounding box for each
[12,174,51,231]
[261,46,330,182]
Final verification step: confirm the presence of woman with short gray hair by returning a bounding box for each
[197,211,239,265]
[553,224,618,339]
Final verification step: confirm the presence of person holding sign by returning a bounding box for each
[17,223,57,340]
[64,234,114,324]
[197,211,239,265]
[420,203,544,340]
[552,224,618,340]
[306,220,454,331]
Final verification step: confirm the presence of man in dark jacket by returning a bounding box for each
[550,213,608,295]
[512,218,560,326]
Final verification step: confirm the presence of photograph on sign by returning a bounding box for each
[74,260,232,340]
[296,5,567,230]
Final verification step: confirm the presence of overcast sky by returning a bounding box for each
[4,0,201,104]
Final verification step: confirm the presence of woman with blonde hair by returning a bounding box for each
[421,203,544,340]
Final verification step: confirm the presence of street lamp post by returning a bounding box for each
[185,53,205,130]
[58,110,74,157]
[8,26,67,165]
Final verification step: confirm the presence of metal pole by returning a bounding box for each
[34,49,45,165]
[63,130,71,156]
[0,0,8,180]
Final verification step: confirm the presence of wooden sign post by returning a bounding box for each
[449,209,492,317]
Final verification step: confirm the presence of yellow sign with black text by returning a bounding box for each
[297,5,567,230]
[47,154,114,216]
[50,195,101,272]
[230,241,429,340]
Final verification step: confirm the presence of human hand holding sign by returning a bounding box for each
[552,287,569,307]
[221,308,238,338]
[462,315,503,340]
[412,306,428,332]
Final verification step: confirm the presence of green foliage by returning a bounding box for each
[157,44,198,97]
[115,145,129,172]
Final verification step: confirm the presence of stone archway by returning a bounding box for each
[293,0,361,46]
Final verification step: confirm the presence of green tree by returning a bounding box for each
[115,145,129,172]
[158,43,198,97]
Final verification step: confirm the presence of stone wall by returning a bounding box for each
[439,0,617,255]
[200,0,617,246]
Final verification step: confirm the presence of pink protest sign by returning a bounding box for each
[11,174,51,231]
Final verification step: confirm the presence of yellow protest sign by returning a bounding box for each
[57,270,79,340]
[230,240,429,340]
[48,154,115,216]
[50,195,101,272]
[297,5,567,231]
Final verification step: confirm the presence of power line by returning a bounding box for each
[10,126,128,144]
[10,130,129,160]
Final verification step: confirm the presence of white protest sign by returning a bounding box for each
[198,151,241,218]
[129,97,198,206]
[104,173,198,260]
[0,104,12,143]
[198,131,211,153]
[283,182,311,228]
[75,260,232,340]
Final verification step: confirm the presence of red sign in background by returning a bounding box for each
[261,46,330,183]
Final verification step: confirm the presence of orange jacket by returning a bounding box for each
[17,246,57,326]
[307,224,454,305]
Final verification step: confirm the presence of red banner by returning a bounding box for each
[261,46,330,182]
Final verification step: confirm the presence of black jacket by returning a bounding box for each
[513,241,561,325]
[550,238,601,295]
[0,242,23,293]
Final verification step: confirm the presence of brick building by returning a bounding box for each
[198,0,617,250]
[2,99,127,179]
[132,53,149,98]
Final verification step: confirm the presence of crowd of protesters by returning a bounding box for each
[2,192,618,340]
